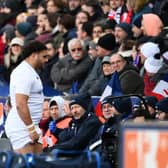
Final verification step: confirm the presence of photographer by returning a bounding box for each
[100,96,132,167]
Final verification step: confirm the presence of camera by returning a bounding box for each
[101,129,119,168]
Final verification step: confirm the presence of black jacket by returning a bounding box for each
[51,112,102,150]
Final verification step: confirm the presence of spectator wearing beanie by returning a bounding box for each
[111,97,132,118]
[144,96,158,119]
[114,22,133,45]
[143,54,163,97]
[98,96,132,167]
[155,98,168,121]
[48,95,102,151]
[97,33,117,51]
[15,22,32,39]
[79,33,117,94]
[141,14,163,37]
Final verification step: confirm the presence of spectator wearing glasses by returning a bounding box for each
[92,22,104,43]
[110,53,144,95]
[50,38,94,93]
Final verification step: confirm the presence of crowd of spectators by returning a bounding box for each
[0,0,168,166]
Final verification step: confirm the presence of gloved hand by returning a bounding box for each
[49,120,57,134]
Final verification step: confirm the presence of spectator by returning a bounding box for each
[141,13,163,37]
[139,41,160,76]
[39,98,51,136]
[103,19,117,35]
[46,0,66,14]
[49,95,102,151]
[51,38,94,93]
[15,22,33,41]
[144,96,158,119]
[143,54,163,96]
[155,98,168,121]
[114,22,133,45]
[92,22,104,43]
[79,33,117,94]
[131,14,143,39]
[87,56,114,96]
[81,1,104,23]
[67,0,81,16]
[3,37,24,83]
[42,96,72,149]
[87,41,97,61]
[108,0,125,23]
[99,96,132,167]
[75,10,90,29]
[40,40,58,87]
[110,53,144,94]
[77,21,93,47]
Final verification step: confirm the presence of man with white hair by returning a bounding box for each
[50,38,94,93]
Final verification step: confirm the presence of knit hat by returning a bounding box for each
[116,22,132,37]
[16,22,32,36]
[142,14,163,37]
[140,42,160,58]
[111,98,132,115]
[132,15,142,28]
[97,33,116,51]
[101,96,112,106]
[130,97,142,109]
[144,96,158,108]
[144,55,163,73]
[69,95,89,111]
[155,98,168,113]
[10,37,24,46]
[102,56,111,64]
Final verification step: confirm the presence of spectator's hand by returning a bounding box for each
[49,121,57,133]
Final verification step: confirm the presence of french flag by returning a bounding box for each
[152,74,168,100]
[92,72,123,116]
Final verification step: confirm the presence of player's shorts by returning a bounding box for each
[5,115,42,150]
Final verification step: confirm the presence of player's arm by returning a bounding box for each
[16,93,39,143]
